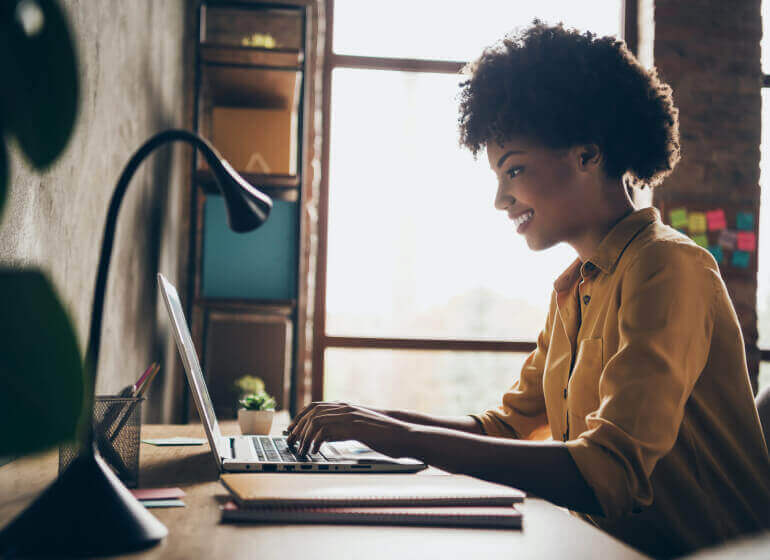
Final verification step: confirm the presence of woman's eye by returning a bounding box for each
[507,166,523,179]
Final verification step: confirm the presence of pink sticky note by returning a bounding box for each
[131,487,186,500]
[736,231,756,252]
[706,209,727,231]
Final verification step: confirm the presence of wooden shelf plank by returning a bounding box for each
[194,298,296,317]
[196,168,299,201]
[201,44,303,68]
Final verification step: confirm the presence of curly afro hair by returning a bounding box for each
[457,20,680,189]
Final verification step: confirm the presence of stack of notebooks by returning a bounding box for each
[220,473,524,529]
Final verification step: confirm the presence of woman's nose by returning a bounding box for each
[494,184,512,211]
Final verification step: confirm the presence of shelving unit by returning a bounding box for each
[187,0,313,421]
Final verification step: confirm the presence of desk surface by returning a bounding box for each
[0,413,648,559]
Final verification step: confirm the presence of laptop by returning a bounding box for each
[158,273,427,474]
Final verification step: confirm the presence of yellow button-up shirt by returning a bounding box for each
[472,206,770,558]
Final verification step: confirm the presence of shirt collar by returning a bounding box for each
[553,206,660,293]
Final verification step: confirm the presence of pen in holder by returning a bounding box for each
[59,395,144,488]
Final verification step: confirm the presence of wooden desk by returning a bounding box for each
[0,414,648,559]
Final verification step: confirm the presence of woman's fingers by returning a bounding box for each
[296,411,356,456]
[287,402,327,445]
[285,401,321,433]
[288,402,347,447]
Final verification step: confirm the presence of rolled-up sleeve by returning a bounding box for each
[471,291,555,439]
[566,244,717,519]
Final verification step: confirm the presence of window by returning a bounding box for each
[315,1,626,413]
[759,0,770,391]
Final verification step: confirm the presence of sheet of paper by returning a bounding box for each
[708,245,724,264]
[736,211,754,231]
[706,209,727,231]
[669,208,688,229]
[142,437,206,446]
[688,212,707,233]
[691,233,708,248]
[718,230,737,250]
[736,231,756,252]
[142,499,186,508]
[131,487,186,500]
[731,250,750,268]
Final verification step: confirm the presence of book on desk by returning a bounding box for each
[219,472,525,528]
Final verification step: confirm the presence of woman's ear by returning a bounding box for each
[576,144,602,170]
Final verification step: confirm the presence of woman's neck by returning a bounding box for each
[571,181,637,262]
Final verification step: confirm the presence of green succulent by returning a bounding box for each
[239,392,276,411]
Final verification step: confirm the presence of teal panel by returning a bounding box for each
[202,196,298,300]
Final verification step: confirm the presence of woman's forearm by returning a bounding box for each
[407,424,603,515]
[371,408,485,435]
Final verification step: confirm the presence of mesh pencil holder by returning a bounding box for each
[59,395,144,488]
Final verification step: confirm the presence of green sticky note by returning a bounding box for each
[142,499,186,508]
[691,234,708,248]
[142,437,206,446]
[736,212,754,231]
[731,250,750,268]
[669,208,688,229]
[708,245,724,264]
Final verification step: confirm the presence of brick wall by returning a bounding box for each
[648,0,763,391]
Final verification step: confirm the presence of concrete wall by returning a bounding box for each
[0,0,194,421]
[649,0,763,391]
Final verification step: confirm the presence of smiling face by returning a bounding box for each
[487,136,597,252]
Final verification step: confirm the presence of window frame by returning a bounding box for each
[761,74,770,368]
[310,0,636,400]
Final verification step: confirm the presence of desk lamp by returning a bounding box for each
[0,129,272,556]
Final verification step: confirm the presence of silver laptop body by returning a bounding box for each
[158,273,427,473]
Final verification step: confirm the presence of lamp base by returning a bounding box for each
[0,449,167,557]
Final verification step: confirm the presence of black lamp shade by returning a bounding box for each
[213,159,272,232]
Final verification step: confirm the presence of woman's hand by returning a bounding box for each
[285,401,418,459]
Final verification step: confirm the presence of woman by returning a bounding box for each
[286,21,770,557]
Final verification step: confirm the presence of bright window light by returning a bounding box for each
[333,0,624,61]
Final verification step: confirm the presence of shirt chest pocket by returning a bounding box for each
[567,338,604,427]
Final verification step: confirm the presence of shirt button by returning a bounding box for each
[583,294,591,305]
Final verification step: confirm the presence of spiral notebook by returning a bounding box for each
[220,473,525,508]
[221,501,522,528]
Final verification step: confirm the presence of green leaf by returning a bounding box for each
[0,0,79,168]
[0,269,85,455]
[233,375,265,397]
[0,140,6,219]
[239,392,276,411]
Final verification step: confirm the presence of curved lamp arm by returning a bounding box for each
[83,129,272,447]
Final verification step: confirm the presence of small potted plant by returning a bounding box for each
[234,376,277,435]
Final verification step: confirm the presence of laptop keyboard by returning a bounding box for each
[251,436,332,463]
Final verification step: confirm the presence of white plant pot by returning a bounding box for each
[238,409,275,435]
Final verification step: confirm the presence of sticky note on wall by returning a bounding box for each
[691,234,708,248]
[706,209,727,231]
[731,250,750,268]
[736,212,754,231]
[718,230,737,250]
[708,245,724,264]
[736,231,756,252]
[688,212,707,233]
[669,208,688,229]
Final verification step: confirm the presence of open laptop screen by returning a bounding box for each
[158,273,225,461]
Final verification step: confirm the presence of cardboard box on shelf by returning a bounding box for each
[211,106,297,175]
